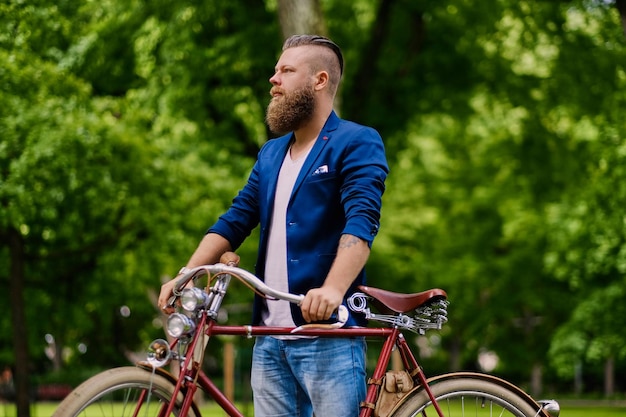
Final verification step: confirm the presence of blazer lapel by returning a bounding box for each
[290,111,340,200]
[265,134,292,212]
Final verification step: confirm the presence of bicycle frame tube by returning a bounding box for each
[208,324,395,338]
[205,324,411,417]
[359,327,400,417]
[160,321,441,417]
[196,368,244,417]
[396,333,445,417]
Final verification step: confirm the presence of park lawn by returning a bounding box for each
[563,408,626,417]
[2,401,251,417]
[4,402,626,416]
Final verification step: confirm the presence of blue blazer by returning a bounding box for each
[209,111,388,326]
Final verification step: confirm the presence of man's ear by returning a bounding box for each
[314,71,329,91]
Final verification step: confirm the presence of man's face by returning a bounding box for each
[266,47,317,134]
[266,83,315,135]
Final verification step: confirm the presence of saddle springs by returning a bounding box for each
[347,286,449,334]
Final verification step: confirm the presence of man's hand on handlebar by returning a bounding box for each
[158,277,193,315]
[301,285,344,323]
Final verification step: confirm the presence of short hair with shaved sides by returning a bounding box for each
[282,34,344,96]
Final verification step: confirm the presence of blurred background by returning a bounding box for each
[1,0,625,414]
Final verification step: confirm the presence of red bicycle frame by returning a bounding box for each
[151,313,445,417]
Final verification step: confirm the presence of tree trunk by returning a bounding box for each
[8,227,31,417]
[344,0,394,122]
[276,0,327,39]
[448,335,462,371]
[604,356,615,397]
[275,0,341,112]
[574,361,583,395]
[530,362,542,397]
[616,0,626,39]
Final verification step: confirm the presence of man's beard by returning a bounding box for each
[265,84,316,135]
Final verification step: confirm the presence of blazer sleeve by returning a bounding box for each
[339,125,388,246]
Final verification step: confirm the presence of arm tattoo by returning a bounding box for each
[338,234,362,249]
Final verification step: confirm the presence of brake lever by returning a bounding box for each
[165,253,240,310]
[166,295,177,308]
[164,270,198,310]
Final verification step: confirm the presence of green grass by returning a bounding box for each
[559,407,626,417]
[4,401,626,417]
[1,401,253,417]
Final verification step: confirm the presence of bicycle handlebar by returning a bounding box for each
[166,254,447,334]
[175,263,305,305]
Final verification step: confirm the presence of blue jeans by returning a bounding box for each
[251,336,367,417]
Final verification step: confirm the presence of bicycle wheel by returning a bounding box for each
[52,366,199,417]
[390,373,543,417]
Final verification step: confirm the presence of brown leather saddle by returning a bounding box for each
[357,285,447,314]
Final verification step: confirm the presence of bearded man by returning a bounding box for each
[159,34,389,417]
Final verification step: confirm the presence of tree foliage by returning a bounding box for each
[2,0,626,408]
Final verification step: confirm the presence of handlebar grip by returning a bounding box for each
[291,305,350,333]
[220,251,240,267]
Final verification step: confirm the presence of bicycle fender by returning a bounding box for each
[389,371,551,417]
[136,361,179,382]
[136,361,202,417]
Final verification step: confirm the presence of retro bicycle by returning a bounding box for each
[53,252,560,417]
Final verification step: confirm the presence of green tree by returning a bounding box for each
[1,3,280,413]
[357,0,625,394]
[3,2,626,414]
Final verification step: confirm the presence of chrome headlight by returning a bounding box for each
[181,287,209,312]
[166,313,196,338]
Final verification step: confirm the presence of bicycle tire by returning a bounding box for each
[52,366,199,417]
[390,373,544,417]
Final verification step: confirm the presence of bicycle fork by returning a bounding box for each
[158,318,245,417]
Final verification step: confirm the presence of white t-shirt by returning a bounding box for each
[261,145,313,329]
